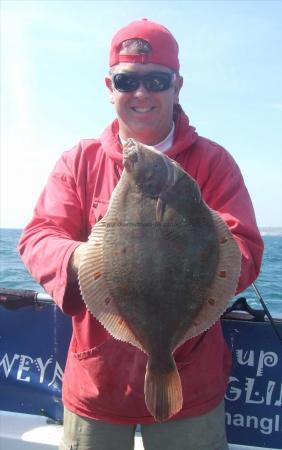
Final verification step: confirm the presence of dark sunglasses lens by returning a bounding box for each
[113,72,173,92]
[144,73,172,91]
[113,74,139,92]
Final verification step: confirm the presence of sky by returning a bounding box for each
[1,0,282,228]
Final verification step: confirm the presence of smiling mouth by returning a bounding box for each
[131,107,155,113]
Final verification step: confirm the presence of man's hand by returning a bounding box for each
[67,243,88,284]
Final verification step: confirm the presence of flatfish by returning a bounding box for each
[78,139,241,422]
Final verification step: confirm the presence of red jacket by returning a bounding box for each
[18,109,264,424]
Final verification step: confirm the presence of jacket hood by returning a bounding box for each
[100,105,198,166]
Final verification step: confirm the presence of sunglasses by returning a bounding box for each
[112,71,175,93]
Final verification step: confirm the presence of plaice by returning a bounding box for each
[78,138,241,422]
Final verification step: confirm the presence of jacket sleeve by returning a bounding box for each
[199,144,264,294]
[18,147,87,316]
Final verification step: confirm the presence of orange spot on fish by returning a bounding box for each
[94,271,102,280]
[208,298,216,306]
[219,270,227,278]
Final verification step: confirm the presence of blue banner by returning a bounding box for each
[223,318,282,449]
[0,302,281,448]
[0,302,71,422]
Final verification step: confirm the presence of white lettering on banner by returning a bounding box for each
[257,352,279,376]
[17,354,34,382]
[226,376,241,401]
[226,377,282,406]
[0,352,63,386]
[226,346,281,439]
[48,362,64,387]
[235,349,278,376]
[236,349,254,367]
[274,382,282,407]
[225,412,282,435]
[0,353,20,377]
[34,356,53,383]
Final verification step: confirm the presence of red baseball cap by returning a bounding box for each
[109,18,180,72]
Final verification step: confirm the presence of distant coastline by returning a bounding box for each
[1,226,282,236]
[259,227,282,236]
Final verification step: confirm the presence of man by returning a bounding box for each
[19,19,264,450]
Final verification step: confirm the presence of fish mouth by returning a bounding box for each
[123,140,139,172]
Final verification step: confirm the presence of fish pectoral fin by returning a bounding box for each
[78,220,145,354]
[175,208,242,345]
[104,313,146,353]
[144,357,183,422]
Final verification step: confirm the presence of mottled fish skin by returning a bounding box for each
[103,140,219,420]
[79,139,241,423]
[106,139,218,344]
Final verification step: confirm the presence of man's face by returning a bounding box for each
[105,63,183,145]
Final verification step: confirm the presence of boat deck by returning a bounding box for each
[0,411,279,450]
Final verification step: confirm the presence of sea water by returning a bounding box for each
[0,227,281,315]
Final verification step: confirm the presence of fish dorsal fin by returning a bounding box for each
[78,219,145,353]
[175,208,241,348]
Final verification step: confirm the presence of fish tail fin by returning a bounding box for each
[144,357,183,422]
